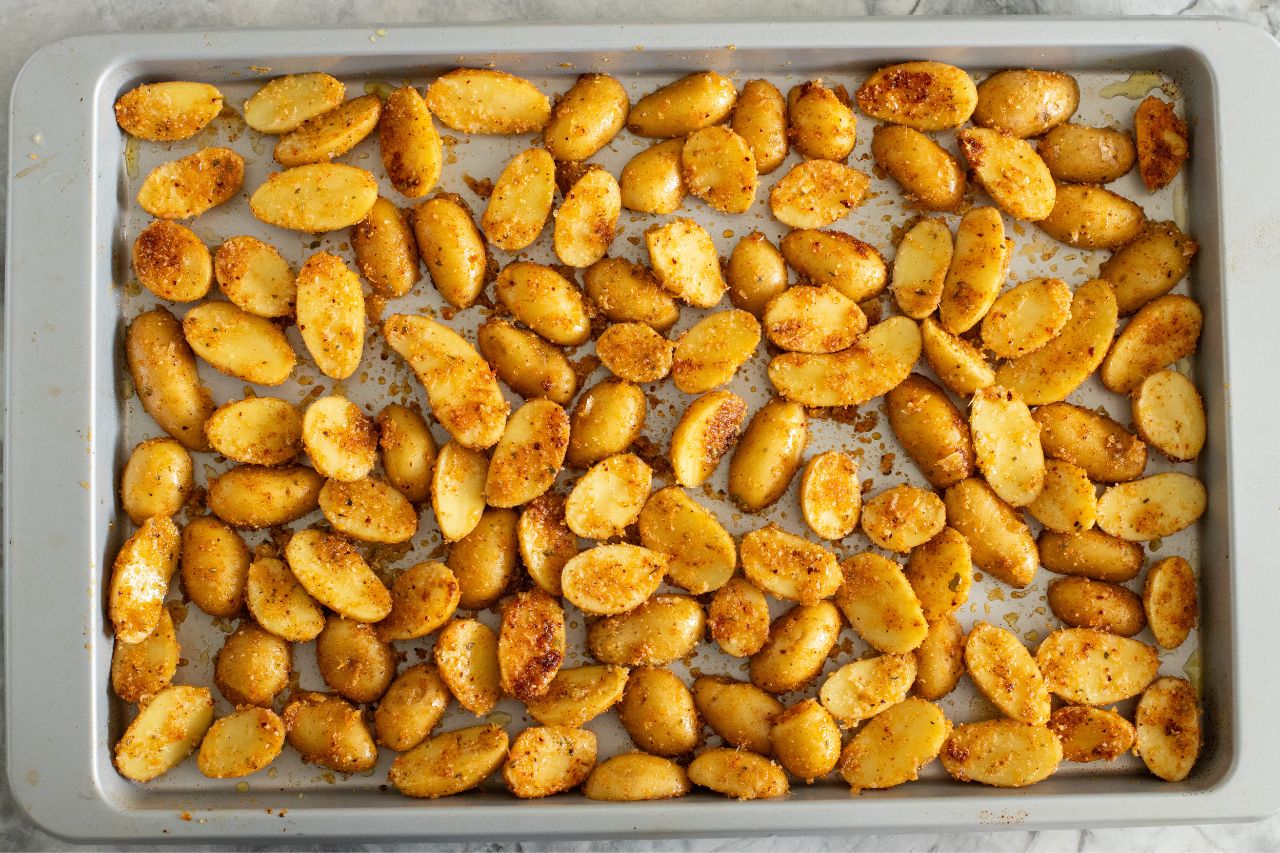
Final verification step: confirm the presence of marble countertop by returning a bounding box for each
[4,0,1279,849]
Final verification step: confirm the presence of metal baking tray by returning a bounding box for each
[7,16,1280,843]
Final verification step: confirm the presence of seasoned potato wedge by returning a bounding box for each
[1033,402,1147,483]
[1028,459,1097,534]
[941,720,1062,787]
[920,317,996,396]
[980,277,1073,359]
[1144,555,1198,650]
[138,148,244,220]
[618,668,702,757]
[477,319,577,406]
[939,206,1010,334]
[111,605,180,703]
[554,167,621,267]
[688,749,789,800]
[681,125,758,214]
[943,477,1038,588]
[214,235,296,318]
[374,664,450,752]
[965,622,1050,724]
[671,310,761,393]
[376,561,460,642]
[1037,123,1136,184]
[840,697,950,792]
[497,261,593,346]
[390,724,509,798]
[566,379,646,469]
[121,437,193,525]
[180,515,248,618]
[208,464,321,529]
[628,72,737,138]
[114,685,214,782]
[250,163,378,232]
[316,616,395,702]
[503,726,596,799]
[973,69,1078,137]
[904,527,972,621]
[727,232,789,315]
[728,398,808,512]
[835,553,928,654]
[1135,677,1201,781]
[886,374,974,489]
[1036,628,1159,704]
[485,398,570,508]
[1048,576,1144,636]
[498,590,566,701]
[560,544,666,616]
[412,194,488,309]
[693,676,783,756]
[379,86,443,198]
[133,220,212,303]
[861,485,947,553]
[244,73,344,134]
[590,595,703,667]
[565,453,652,540]
[741,524,842,605]
[448,508,519,610]
[788,80,857,162]
[481,148,556,252]
[205,396,302,466]
[1100,221,1198,316]
[283,528,392,623]
[426,69,549,134]
[996,278,1119,405]
[597,323,674,383]
[584,753,690,801]
[1096,472,1206,541]
[1037,182,1145,249]
[890,218,954,318]
[197,707,286,779]
[958,128,1056,221]
[244,556,325,642]
[732,79,789,174]
[1049,706,1136,763]
[544,73,628,161]
[763,286,867,354]
[282,692,377,773]
[638,487,736,594]
[1100,294,1202,394]
[770,698,841,782]
[1038,527,1144,583]
[769,159,870,229]
[274,94,381,167]
[301,395,377,482]
[969,385,1045,507]
[708,577,771,658]
[517,493,578,597]
[115,81,223,141]
[799,450,862,540]
[526,665,629,728]
[353,196,420,298]
[384,314,509,449]
[375,404,436,504]
[646,217,727,308]
[668,391,746,489]
[856,62,978,130]
[215,622,292,707]
[914,613,966,700]
[819,653,917,726]
[182,301,295,386]
[430,441,488,542]
[871,125,966,212]
[767,316,921,407]
[1135,96,1189,192]
[619,139,688,215]
[434,619,502,716]
[749,602,842,694]
[320,476,417,544]
[772,229,884,301]
[109,516,180,644]
[125,312,216,442]
[584,257,680,331]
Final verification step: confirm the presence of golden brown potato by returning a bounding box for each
[871,125,966,212]
[728,398,807,512]
[565,379,647,469]
[301,396,376,483]
[564,453,652,540]
[1049,706,1136,763]
[583,753,690,801]
[941,720,1061,788]
[1028,459,1097,534]
[114,685,214,782]
[481,148,556,253]
[391,724,509,799]
[544,74,629,161]
[249,163,377,232]
[517,493,578,597]
[618,668,702,757]
[732,79,789,174]
[799,450,862,540]
[284,528,392,622]
[244,556,325,642]
[434,619,502,716]
[939,206,1010,334]
[770,699,841,782]
[787,80,857,161]
[553,167,621,268]
[958,128,1056,221]
[1033,402,1147,483]
[376,561,460,642]
[891,218,954,318]
[244,73,344,134]
[693,675,784,755]
[1037,123,1136,185]
[839,697,950,792]
[127,308,215,451]
[1100,221,1198,316]
[208,465,322,529]
[856,62,978,130]
[320,476,418,544]
[526,665,628,728]
[560,543,667,616]
[943,477,1038,588]
[763,286,867,354]
[1100,294,1202,394]
[498,589,565,701]
[115,81,223,141]
[972,69,1078,137]
[628,72,737,138]
[1096,472,1206,542]
[619,139,687,215]
[1135,676,1201,781]
[914,613,966,700]
[1036,628,1159,705]
[214,236,296,318]
[138,148,244,220]
[1047,576,1145,637]
[353,196,420,298]
[205,396,303,467]
[1144,555,1198,650]
[727,232,789,316]
[181,301,296,386]
[1036,182,1145,249]
[111,604,180,703]
[180,515,248,618]
[819,653,916,726]
[274,94,381,167]
[503,726,596,799]
[375,404,436,504]
[295,252,364,380]
[921,316,996,396]
[121,437,193,526]
[964,622,1050,725]
[980,277,1073,359]
[646,217,727,308]
[214,622,292,707]
[904,527,972,622]
[109,516,180,645]
[835,553,928,654]
[412,194,488,309]
[768,159,870,229]
[584,257,680,330]
[708,577,771,658]
[496,262,592,346]
[425,69,550,134]
[767,316,921,407]
[781,227,888,303]
[860,485,947,553]
[374,664,450,752]
[379,86,443,198]
[681,125,759,214]
[688,749,789,800]
[1135,96,1189,192]
[637,488,736,594]
[596,323,674,384]
[671,310,761,393]
[477,319,578,407]
[749,602,842,694]
[133,220,212,303]
[447,508,519,610]
[740,524,841,605]
[283,692,377,774]
[316,616,396,703]
[197,706,286,779]
[969,385,1045,508]
[485,399,570,509]
[886,374,974,489]
[1038,527,1144,583]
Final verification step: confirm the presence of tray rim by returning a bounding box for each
[7,15,1280,842]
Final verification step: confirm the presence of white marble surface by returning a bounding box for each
[3,0,1280,849]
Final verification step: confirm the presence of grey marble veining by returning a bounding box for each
[4,0,1280,850]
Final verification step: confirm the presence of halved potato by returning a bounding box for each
[597,323,674,384]
[732,79,789,174]
[920,316,996,396]
[1096,472,1206,541]
[249,163,378,232]
[379,86,443,198]
[274,94,381,166]
[1038,527,1144,583]
[1135,96,1189,192]
[430,441,488,542]
[376,404,436,503]
[133,220,212,303]
[376,561,460,642]
[179,516,248,618]
[121,437,194,525]
[526,665,629,728]
[914,614,966,701]
[1049,706,1136,763]
[589,595,704,667]
[687,749,788,800]
[138,148,244,220]
[1032,401,1147,483]
[1100,294,1202,394]
[939,206,1009,335]
[319,476,418,544]
[727,398,808,512]
[583,753,690,801]
[764,286,866,355]
[353,196,420,298]
[835,553,928,654]
[244,72,344,134]
[1037,123,1136,184]
[583,256,680,331]
[214,236,296,318]
[1028,459,1097,534]
[566,379,646,469]
[1047,576,1145,637]
[498,590,566,701]
[109,516,180,644]
[856,62,978,130]
[886,374,974,489]
[769,159,869,229]
[207,464,322,529]
[749,602,842,694]
[182,301,295,386]
[871,125,966,212]
[890,218,954,318]
[638,487,736,595]
[425,69,550,134]
[374,665,450,752]
[244,556,325,642]
[943,477,1038,588]
[390,724,509,798]
[958,128,1056,221]
[115,81,223,141]
[819,653,916,726]
[197,706,286,779]
[727,232,789,315]
[860,485,946,553]
[980,277,1072,359]
[560,544,667,615]
[972,69,1078,137]
[447,509,517,610]
[671,310,761,393]
[799,450,862,540]
[619,139,687,215]
[740,524,841,605]
[788,79,857,162]
[503,725,596,799]
[839,697,950,792]
[412,194,487,309]
[693,675,782,756]
[1099,220,1198,316]
[965,622,1050,725]
[214,622,292,706]
[904,527,972,621]
[645,217,727,308]
[941,720,1061,787]
[1036,628,1159,704]
[484,399,570,508]
[627,72,737,138]
[433,619,502,716]
[1144,555,1198,650]
[544,73,629,161]
[517,493,578,597]
[114,685,214,782]
[780,228,887,303]
[565,453,652,540]
[708,578,771,658]
[1135,677,1201,781]
[553,167,621,268]
[301,395,377,483]
[482,148,556,252]
[284,527,392,622]
[681,125,758,214]
[767,316,921,407]
[282,691,377,773]
[477,319,578,406]
[1036,182,1145,249]
[111,604,180,703]
[969,385,1045,507]
[315,616,395,702]
[668,391,746,488]
[770,699,841,782]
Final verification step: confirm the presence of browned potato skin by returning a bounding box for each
[132,220,212,303]
[207,465,324,529]
[627,72,737,138]
[1100,221,1199,316]
[708,577,770,658]
[115,81,223,141]
[1047,577,1146,637]
[110,605,180,703]
[787,80,856,162]
[1135,96,1189,191]
[353,197,420,298]
[127,308,215,451]
[1049,706,1136,763]
[886,374,974,489]
[379,86,443,198]
[1144,555,1198,650]
[282,691,378,774]
[1032,402,1148,484]
[727,232,789,316]
[856,62,978,131]
[727,398,808,512]
[618,667,702,757]
[214,623,292,707]
[732,79,789,174]
[583,257,680,331]
[498,589,566,701]
[1038,528,1144,583]
[544,74,629,162]
[447,508,519,611]
[180,516,249,618]
[1135,676,1201,781]
[943,478,1038,588]
[1038,123,1136,184]
[973,69,1079,138]
[870,125,966,212]
[565,379,647,469]
[914,613,966,700]
[316,616,396,703]
[1037,182,1145,250]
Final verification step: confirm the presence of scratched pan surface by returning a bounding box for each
[7,19,1280,843]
